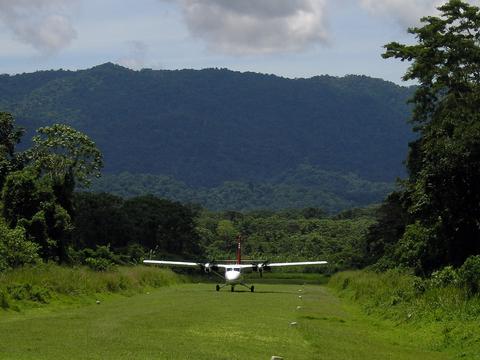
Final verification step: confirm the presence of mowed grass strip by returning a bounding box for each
[0,283,314,360]
[0,282,451,359]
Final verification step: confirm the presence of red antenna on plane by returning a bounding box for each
[236,234,242,265]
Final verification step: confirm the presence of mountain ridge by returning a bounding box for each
[1,64,413,196]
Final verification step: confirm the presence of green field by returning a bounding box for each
[0,281,451,360]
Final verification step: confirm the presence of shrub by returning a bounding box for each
[430,266,459,288]
[0,220,40,271]
[458,255,480,295]
[78,245,119,271]
[393,221,430,273]
[84,257,114,272]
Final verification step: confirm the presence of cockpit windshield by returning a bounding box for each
[234,268,240,271]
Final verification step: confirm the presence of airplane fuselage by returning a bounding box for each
[224,267,243,284]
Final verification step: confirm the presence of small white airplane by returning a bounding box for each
[143,236,328,292]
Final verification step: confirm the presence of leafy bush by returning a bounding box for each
[75,245,118,271]
[458,255,480,295]
[430,266,459,288]
[393,222,430,273]
[84,257,114,272]
[0,220,40,271]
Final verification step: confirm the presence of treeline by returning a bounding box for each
[87,167,393,213]
[0,112,204,272]
[0,112,104,270]
[359,1,480,285]
[196,207,375,271]
[72,192,200,263]
[72,192,376,272]
[1,111,376,273]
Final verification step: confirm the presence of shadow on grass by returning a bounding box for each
[201,288,297,294]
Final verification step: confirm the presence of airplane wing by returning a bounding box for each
[267,261,328,267]
[143,260,254,270]
[143,260,200,267]
[215,261,329,269]
[143,260,254,268]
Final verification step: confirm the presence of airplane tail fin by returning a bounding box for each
[236,234,242,265]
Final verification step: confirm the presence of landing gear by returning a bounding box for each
[215,283,255,292]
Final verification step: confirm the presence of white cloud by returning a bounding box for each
[0,0,76,54]
[358,0,480,27]
[160,0,328,55]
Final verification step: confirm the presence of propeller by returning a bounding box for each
[203,259,219,273]
[253,260,270,277]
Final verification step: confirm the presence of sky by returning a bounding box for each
[0,0,476,84]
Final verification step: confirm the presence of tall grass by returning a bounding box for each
[329,270,480,353]
[330,270,480,321]
[0,264,185,310]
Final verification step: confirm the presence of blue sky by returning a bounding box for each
[0,0,473,84]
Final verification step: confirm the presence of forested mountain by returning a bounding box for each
[0,64,414,192]
[88,165,393,213]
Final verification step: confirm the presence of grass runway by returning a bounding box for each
[0,282,451,359]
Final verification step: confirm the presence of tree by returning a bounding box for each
[72,192,131,249]
[0,121,103,264]
[28,124,103,217]
[0,112,25,189]
[2,167,73,261]
[122,195,201,256]
[365,192,410,267]
[29,124,103,187]
[383,0,480,270]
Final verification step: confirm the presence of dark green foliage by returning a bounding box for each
[370,0,480,275]
[365,192,410,266]
[429,266,459,288]
[0,219,39,271]
[88,166,393,213]
[84,257,114,272]
[2,167,73,261]
[29,124,103,186]
[458,256,480,295]
[2,64,413,188]
[196,208,375,271]
[0,112,25,189]
[123,195,200,255]
[0,113,103,266]
[71,192,202,259]
[71,192,129,249]
[70,245,118,271]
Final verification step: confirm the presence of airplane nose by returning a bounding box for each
[226,271,240,281]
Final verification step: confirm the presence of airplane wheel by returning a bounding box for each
[216,285,220,292]
[231,286,234,292]
[250,286,255,292]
